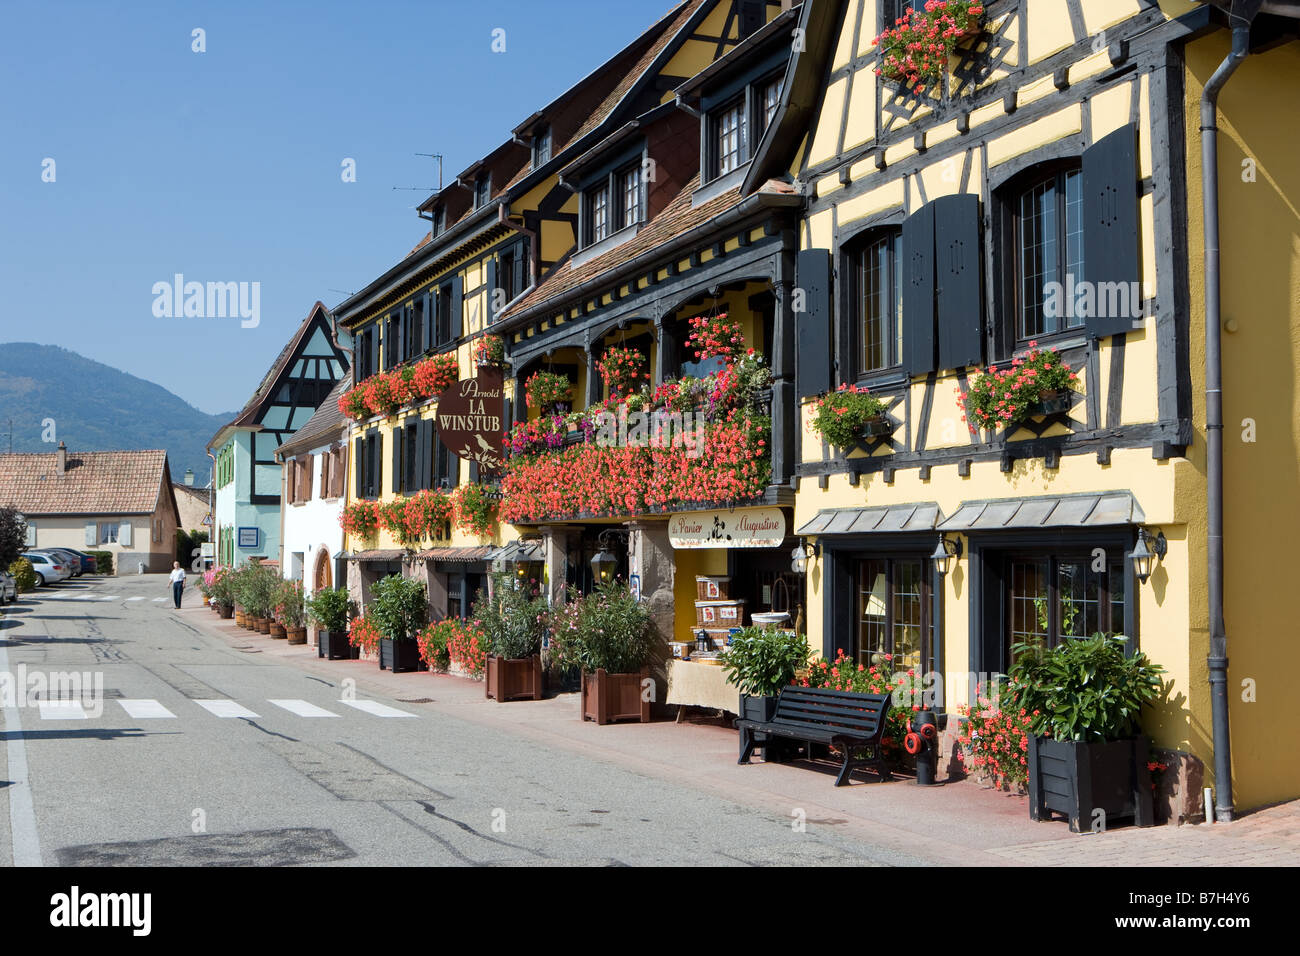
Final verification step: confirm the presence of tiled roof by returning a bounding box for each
[415,546,494,562]
[172,482,209,504]
[500,174,745,318]
[562,0,710,152]
[0,449,173,516]
[277,378,349,457]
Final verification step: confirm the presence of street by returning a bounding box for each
[1,575,930,866]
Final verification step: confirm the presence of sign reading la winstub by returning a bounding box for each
[436,366,505,472]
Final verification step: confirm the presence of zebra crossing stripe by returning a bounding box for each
[151,598,168,602]
[38,701,88,719]
[126,596,144,602]
[268,699,339,718]
[117,699,177,719]
[193,699,259,719]
[339,699,417,718]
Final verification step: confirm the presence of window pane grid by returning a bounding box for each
[716,101,743,176]
[852,232,901,374]
[622,167,641,227]
[590,187,609,243]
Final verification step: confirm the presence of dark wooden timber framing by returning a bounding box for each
[798,3,1202,481]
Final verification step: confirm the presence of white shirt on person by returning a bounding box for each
[169,568,186,584]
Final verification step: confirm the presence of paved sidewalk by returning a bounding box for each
[187,602,1299,866]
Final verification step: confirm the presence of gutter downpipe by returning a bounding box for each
[1201,1,1257,824]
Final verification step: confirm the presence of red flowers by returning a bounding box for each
[347,615,382,654]
[808,383,888,448]
[687,313,746,362]
[805,649,913,750]
[958,344,1079,431]
[872,0,983,96]
[340,500,381,538]
[955,682,1037,791]
[339,354,459,421]
[597,346,649,398]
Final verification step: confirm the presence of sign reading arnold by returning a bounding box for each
[436,365,505,472]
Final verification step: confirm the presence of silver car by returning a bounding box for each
[44,548,85,577]
[25,551,74,586]
[0,570,16,604]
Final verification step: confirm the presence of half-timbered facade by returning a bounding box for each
[777,0,1300,811]
[209,302,350,568]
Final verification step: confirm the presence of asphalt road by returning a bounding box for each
[0,574,927,866]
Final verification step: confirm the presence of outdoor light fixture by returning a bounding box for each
[790,540,819,575]
[931,534,963,576]
[590,528,626,583]
[1132,527,1167,584]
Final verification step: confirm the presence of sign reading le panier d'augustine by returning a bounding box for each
[668,507,787,549]
[437,365,505,472]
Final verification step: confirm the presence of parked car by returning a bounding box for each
[59,548,99,574]
[45,548,85,577]
[0,570,16,604]
[25,551,73,586]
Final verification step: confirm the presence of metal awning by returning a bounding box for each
[937,492,1145,531]
[414,546,493,563]
[796,503,943,536]
[485,540,543,566]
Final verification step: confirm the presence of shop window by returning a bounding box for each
[855,557,931,673]
[1005,553,1127,667]
[846,229,904,377]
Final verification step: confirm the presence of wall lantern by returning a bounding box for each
[1132,527,1167,584]
[590,528,626,584]
[790,540,819,575]
[931,534,963,576]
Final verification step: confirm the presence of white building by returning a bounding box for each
[277,378,349,639]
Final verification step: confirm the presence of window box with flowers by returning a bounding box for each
[338,353,460,422]
[808,384,892,448]
[957,343,1080,434]
[451,483,498,538]
[873,1,984,98]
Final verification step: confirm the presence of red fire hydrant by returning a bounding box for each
[904,709,939,786]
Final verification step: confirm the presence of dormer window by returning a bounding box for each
[760,75,783,133]
[621,165,642,229]
[431,207,444,236]
[533,127,552,169]
[475,173,491,208]
[588,183,611,244]
[714,98,746,177]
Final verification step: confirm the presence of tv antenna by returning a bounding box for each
[393,152,444,194]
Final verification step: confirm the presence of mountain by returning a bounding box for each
[0,342,235,484]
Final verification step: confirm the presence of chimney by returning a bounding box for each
[56,441,67,475]
[185,467,195,486]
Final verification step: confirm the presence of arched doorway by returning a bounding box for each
[313,547,331,593]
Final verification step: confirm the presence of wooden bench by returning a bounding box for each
[735,686,893,786]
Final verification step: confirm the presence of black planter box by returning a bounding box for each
[1028,735,1154,833]
[739,694,778,723]
[1025,389,1074,417]
[318,629,354,661]
[861,416,895,438]
[379,637,422,673]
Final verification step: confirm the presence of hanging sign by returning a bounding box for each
[669,507,787,549]
[436,365,505,472]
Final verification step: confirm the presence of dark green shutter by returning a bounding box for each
[449,275,463,340]
[795,248,833,397]
[934,193,984,371]
[354,437,363,499]
[391,426,402,493]
[421,292,432,353]
[512,240,527,297]
[901,203,937,377]
[485,258,497,324]
[1083,124,1140,339]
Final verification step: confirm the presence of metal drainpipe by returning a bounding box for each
[1201,2,1258,824]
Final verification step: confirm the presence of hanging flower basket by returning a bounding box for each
[525,370,572,412]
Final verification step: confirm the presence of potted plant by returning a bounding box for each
[596,345,649,399]
[474,574,547,702]
[348,613,381,660]
[307,587,356,659]
[958,342,1081,432]
[720,625,810,723]
[277,579,307,644]
[475,334,506,369]
[554,580,654,724]
[873,1,985,97]
[524,370,572,414]
[416,619,455,672]
[809,383,892,448]
[369,573,428,673]
[1010,633,1164,832]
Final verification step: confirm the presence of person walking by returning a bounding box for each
[169,561,186,609]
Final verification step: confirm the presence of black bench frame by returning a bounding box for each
[735,685,893,786]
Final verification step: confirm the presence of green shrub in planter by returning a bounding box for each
[720,626,810,698]
[9,558,36,593]
[306,587,353,633]
[559,580,653,675]
[1010,633,1164,742]
[368,574,428,642]
[472,573,548,659]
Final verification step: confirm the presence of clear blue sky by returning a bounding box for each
[0,0,669,414]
